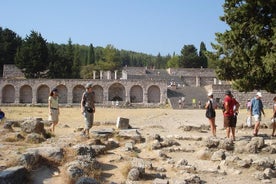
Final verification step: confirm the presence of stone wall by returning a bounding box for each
[2,65,25,79]
[211,84,276,109]
[0,78,168,106]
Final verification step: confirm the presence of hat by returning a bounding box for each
[225,90,232,95]
[208,92,213,96]
[85,83,93,89]
[52,88,58,92]
[256,92,262,97]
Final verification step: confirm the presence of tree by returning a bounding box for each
[211,0,276,92]
[87,43,95,65]
[0,27,22,76]
[179,45,201,68]
[15,31,48,78]
[167,54,179,68]
[199,42,208,68]
[72,46,81,78]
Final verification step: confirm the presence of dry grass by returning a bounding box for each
[120,161,132,179]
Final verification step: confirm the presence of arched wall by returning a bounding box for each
[20,85,32,103]
[56,85,68,104]
[147,85,161,103]
[130,85,143,103]
[2,84,15,103]
[0,79,167,106]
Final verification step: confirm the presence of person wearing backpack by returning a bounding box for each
[205,92,217,137]
[223,90,240,141]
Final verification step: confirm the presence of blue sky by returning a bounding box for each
[1,0,227,56]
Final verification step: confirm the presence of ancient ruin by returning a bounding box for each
[0,65,275,108]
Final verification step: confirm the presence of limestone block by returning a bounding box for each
[116,117,129,129]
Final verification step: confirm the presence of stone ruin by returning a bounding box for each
[0,65,275,109]
[0,116,276,183]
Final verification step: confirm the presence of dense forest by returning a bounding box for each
[0,27,210,79]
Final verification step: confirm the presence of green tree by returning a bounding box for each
[0,27,22,76]
[64,38,74,78]
[199,42,208,68]
[88,43,95,65]
[211,0,276,92]
[15,31,48,78]
[47,43,60,78]
[179,45,200,68]
[167,54,179,68]
[72,46,81,78]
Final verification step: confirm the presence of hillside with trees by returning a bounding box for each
[0,27,209,79]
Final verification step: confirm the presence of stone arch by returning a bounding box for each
[72,85,85,103]
[108,83,125,101]
[93,85,104,104]
[37,85,50,103]
[56,85,67,104]
[2,84,15,103]
[148,85,160,103]
[130,85,143,103]
[19,85,32,103]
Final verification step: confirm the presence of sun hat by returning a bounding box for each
[208,92,213,96]
[85,83,93,89]
[256,92,262,97]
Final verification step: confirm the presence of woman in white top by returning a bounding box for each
[48,88,59,132]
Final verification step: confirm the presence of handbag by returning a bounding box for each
[85,107,93,113]
[205,100,216,118]
[246,116,252,127]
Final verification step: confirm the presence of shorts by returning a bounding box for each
[224,115,236,128]
[48,109,59,122]
[253,114,261,122]
[83,111,94,130]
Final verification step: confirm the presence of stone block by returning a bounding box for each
[116,117,130,129]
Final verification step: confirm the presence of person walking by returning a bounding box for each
[271,96,276,137]
[205,92,217,137]
[223,90,240,141]
[250,92,265,136]
[48,88,59,132]
[81,83,95,138]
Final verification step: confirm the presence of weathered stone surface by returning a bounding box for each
[21,119,46,135]
[26,147,64,164]
[19,151,40,169]
[0,166,29,184]
[75,177,100,184]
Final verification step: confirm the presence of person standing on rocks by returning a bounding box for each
[271,96,276,137]
[223,90,240,141]
[250,92,265,136]
[81,83,95,138]
[205,92,217,137]
[48,88,59,132]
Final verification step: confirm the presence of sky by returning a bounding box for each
[1,0,228,56]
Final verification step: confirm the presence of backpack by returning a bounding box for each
[206,100,216,118]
